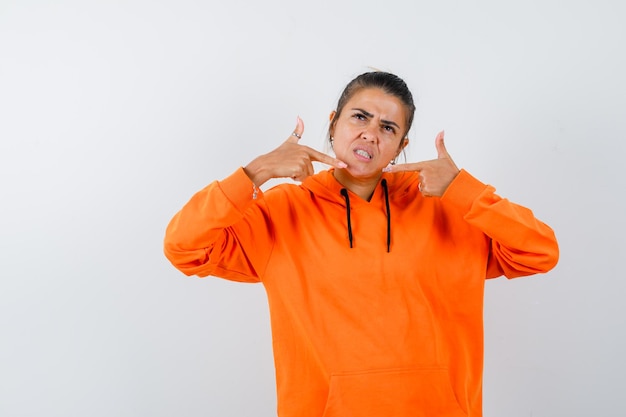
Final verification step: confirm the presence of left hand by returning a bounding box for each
[384,131,460,197]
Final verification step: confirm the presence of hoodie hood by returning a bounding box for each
[301,169,419,206]
[301,169,421,252]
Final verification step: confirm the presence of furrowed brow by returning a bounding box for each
[381,119,400,129]
[351,108,400,129]
[352,108,374,118]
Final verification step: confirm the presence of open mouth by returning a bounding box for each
[354,149,372,159]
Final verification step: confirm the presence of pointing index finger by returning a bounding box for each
[307,147,348,169]
[383,162,425,173]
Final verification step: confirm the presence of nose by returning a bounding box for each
[361,122,378,143]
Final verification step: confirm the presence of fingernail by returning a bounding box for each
[296,116,301,125]
[338,161,348,168]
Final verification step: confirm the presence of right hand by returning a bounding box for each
[383,131,459,197]
[244,117,348,187]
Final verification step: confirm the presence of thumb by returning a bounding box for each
[435,130,449,159]
[287,116,305,143]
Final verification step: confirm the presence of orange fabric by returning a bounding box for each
[164,168,558,417]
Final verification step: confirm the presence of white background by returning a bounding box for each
[1,0,625,416]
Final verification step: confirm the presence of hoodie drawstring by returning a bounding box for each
[340,189,353,248]
[381,179,391,253]
[340,181,391,252]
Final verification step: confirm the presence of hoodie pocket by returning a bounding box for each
[321,367,467,417]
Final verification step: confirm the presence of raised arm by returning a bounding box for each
[163,167,273,281]
[443,169,559,278]
[385,131,559,278]
[164,118,348,280]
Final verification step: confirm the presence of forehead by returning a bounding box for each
[345,88,406,122]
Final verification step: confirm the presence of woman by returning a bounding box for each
[164,72,559,417]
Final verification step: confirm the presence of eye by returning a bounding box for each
[382,125,396,134]
[352,112,367,121]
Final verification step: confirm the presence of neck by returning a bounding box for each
[333,170,382,201]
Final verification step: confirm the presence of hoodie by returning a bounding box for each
[164,167,559,417]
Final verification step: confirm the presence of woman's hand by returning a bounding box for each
[244,117,348,187]
[384,131,460,197]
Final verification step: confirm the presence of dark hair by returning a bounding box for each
[329,71,416,141]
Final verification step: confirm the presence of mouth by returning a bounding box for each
[354,148,373,160]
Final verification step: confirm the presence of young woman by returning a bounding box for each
[164,72,559,417]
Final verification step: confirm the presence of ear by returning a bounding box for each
[328,110,337,135]
[393,137,409,160]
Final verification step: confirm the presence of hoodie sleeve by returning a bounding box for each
[163,167,274,282]
[441,169,559,279]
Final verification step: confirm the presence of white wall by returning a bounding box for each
[1,0,624,416]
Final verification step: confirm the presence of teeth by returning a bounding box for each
[355,149,372,159]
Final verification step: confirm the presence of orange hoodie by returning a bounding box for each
[164,167,558,417]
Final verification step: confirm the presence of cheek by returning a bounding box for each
[333,140,349,155]
[382,141,402,158]
[334,122,350,137]
[331,127,351,147]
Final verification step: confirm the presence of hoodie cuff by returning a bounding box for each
[441,169,489,214]
[218,167,262,214]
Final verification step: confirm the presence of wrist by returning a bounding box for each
[243,157,270,187]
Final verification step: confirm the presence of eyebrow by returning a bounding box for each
[351,108,400,129]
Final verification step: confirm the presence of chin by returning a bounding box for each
[344,166,383,179]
